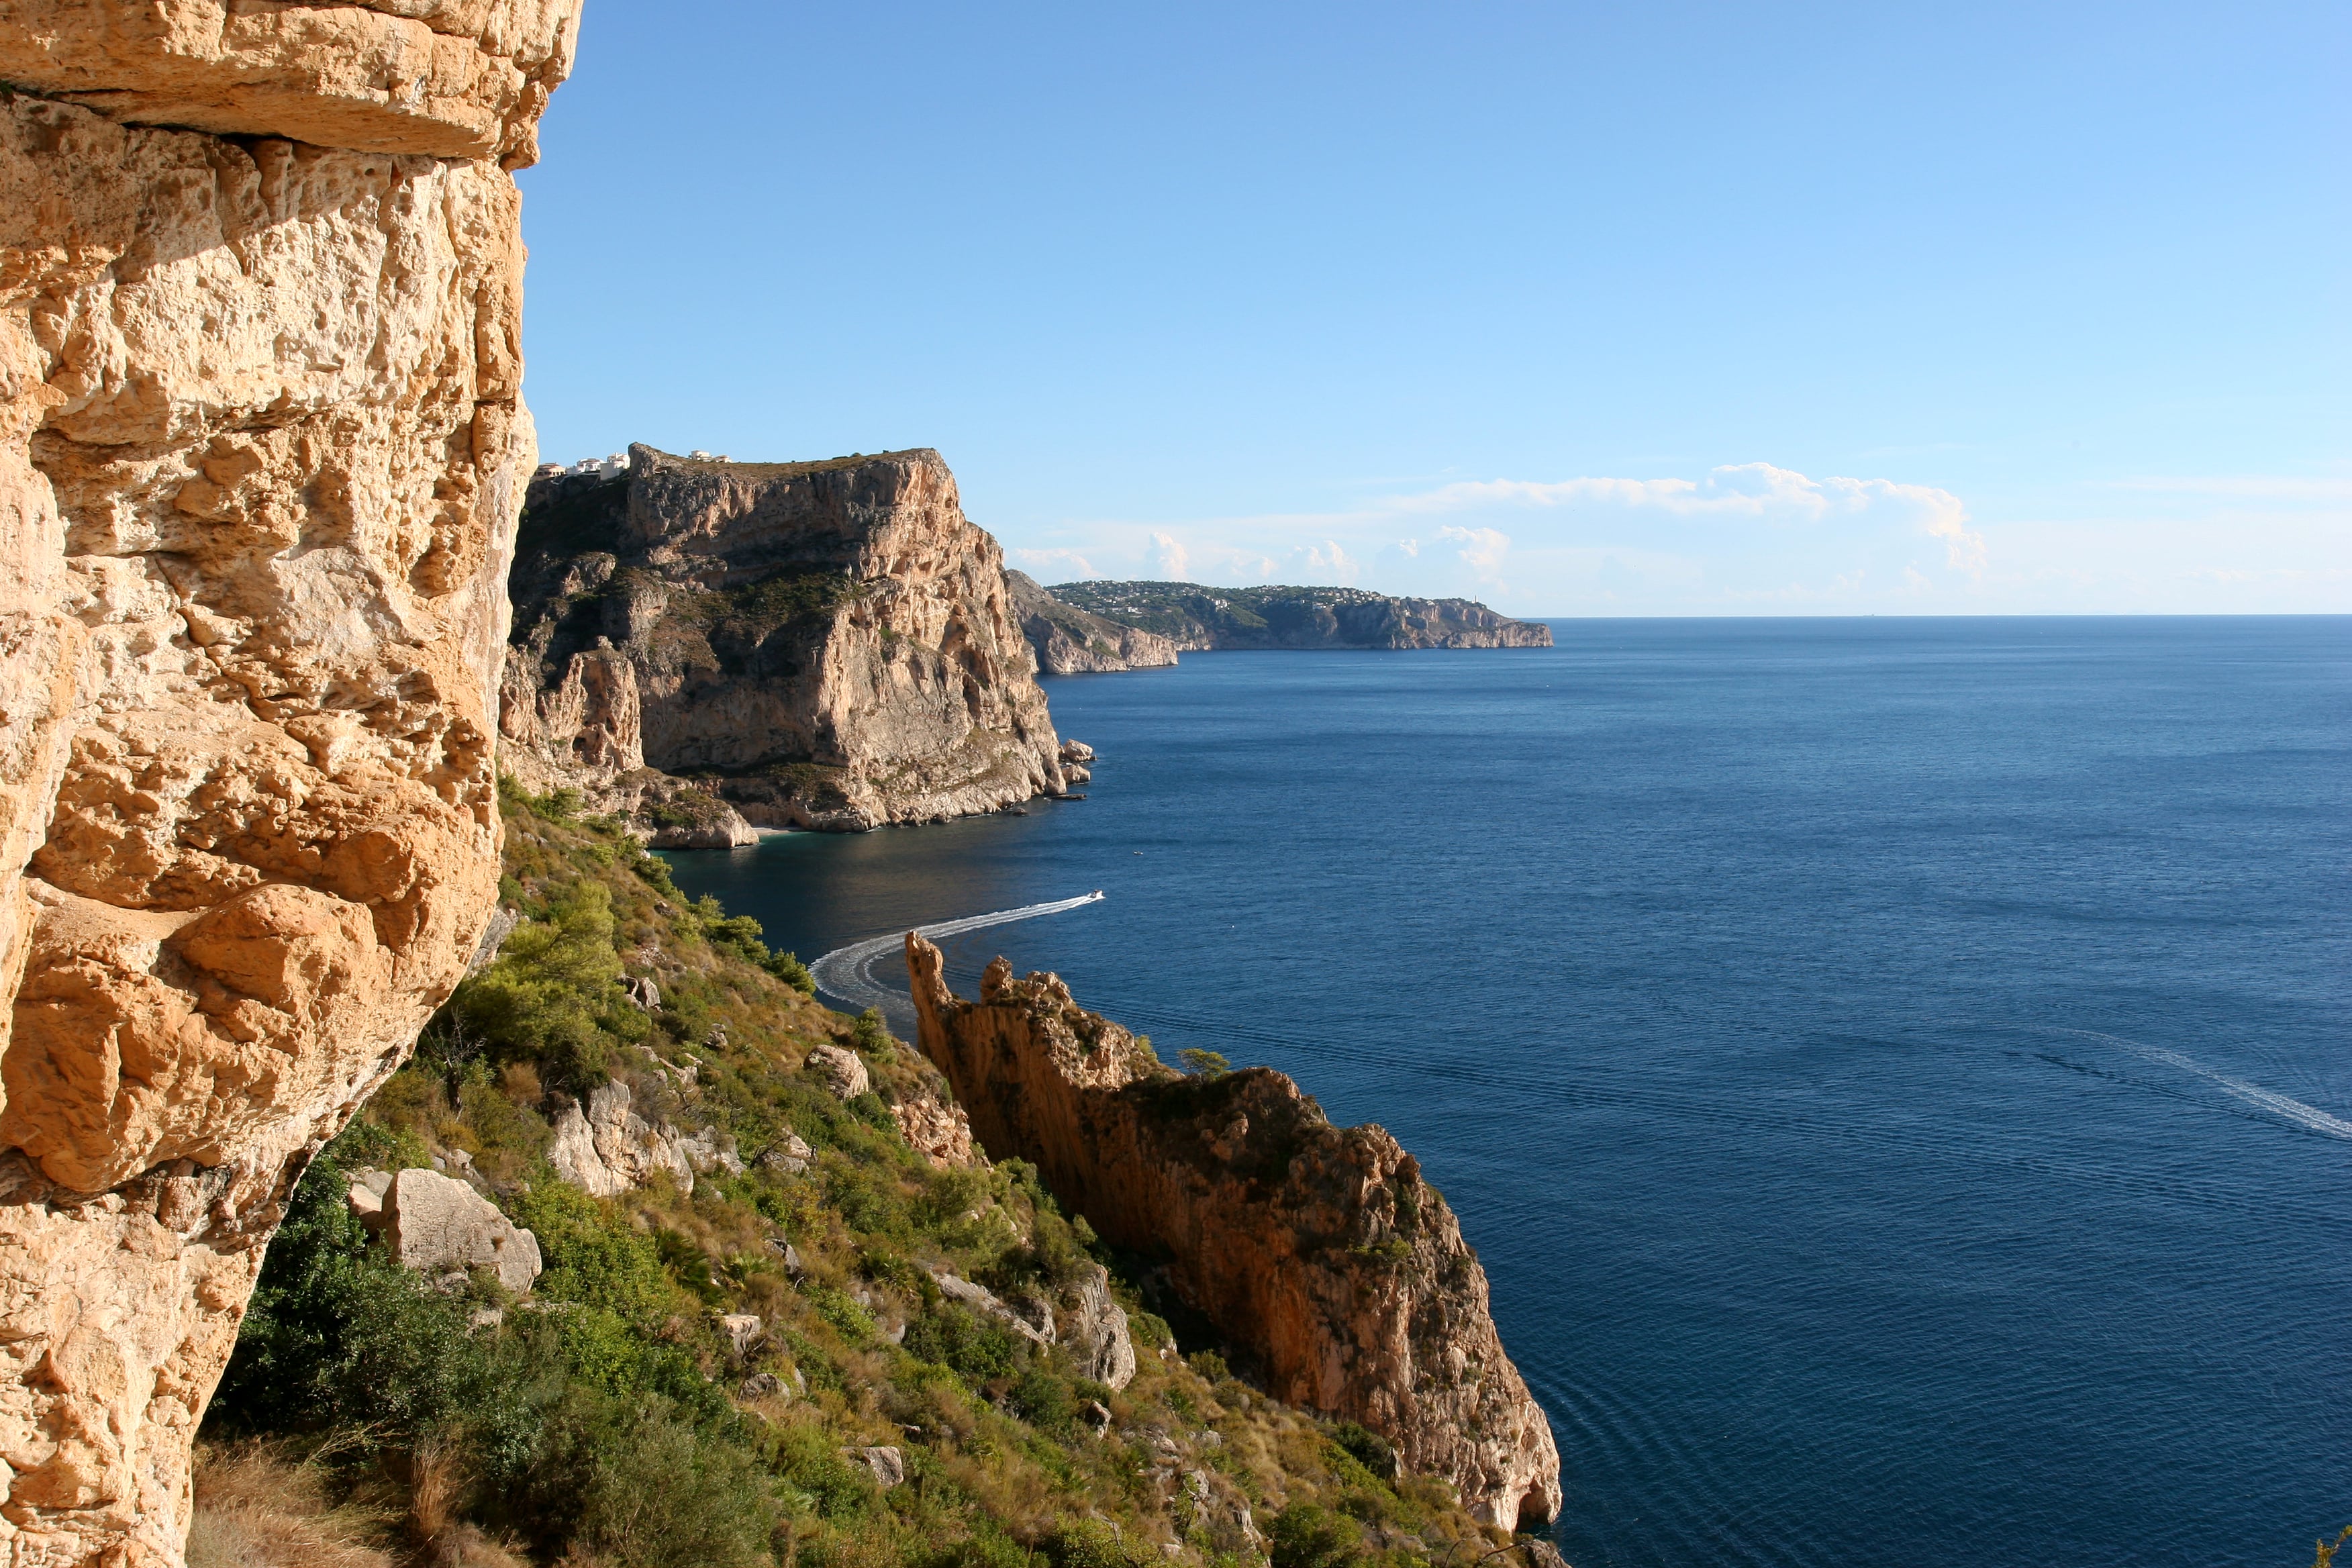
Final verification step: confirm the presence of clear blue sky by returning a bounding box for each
[518,3,2346,615]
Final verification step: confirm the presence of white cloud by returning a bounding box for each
[1401,462,1984,573]
[1300,539,1359,582]
[1148,531,1191,581]
[1436,525,1511,581]
[1013,546,1097,579]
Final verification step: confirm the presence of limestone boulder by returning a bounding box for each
[381,1167,540,1295]
[805,1044,870,1100]
[845,1447,905,1489]
[1060,1263,1137,1391]
[549,1079,698,1196]
[719,1313,763,1356]
[892,1087,980,1168]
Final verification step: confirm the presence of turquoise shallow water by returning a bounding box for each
[661,617,2352,1568]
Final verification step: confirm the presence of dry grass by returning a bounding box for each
[185,1440,398,1568]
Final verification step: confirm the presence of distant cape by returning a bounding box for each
[1036,579,1553,654]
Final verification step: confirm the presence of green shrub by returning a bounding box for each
[1009,1367,1074,1435]
[1267,1504,1364,1568]
[1329,1422,1398,1480]
[209,1130,542,1475]
[901,1302,1018,1385]
[446,881,644,1090]
[1046,1517,1158,1568]
[512,1180,677,1326]
[850,1008,893,1055]
[801,1283,876,1344]
[526,1388,775,1567]
[766,949,818,993]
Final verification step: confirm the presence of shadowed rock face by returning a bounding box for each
[0,5,576,1561]
[501,446,1069,830]
[905,935,1563,1531]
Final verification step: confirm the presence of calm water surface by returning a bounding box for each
[663,618,2351,1568]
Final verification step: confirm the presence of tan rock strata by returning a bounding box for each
[906,934,1563,1531]
[0,4,575,1561]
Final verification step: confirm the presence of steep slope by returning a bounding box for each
[1008,570,1181,674]
[0,6,577,1563]
[906,937,1563,1532]
[195,793,1558,1568]
[1048,583,1553,651]
[501,446,1068,830]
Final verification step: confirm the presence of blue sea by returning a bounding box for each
[661,618,2351,1568]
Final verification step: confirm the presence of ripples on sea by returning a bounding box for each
[661,616,2351,1568]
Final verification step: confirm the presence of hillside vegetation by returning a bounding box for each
[191,784,1522,1568]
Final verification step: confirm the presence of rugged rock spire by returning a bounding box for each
[906,934,1564,1531]
[0,3,579,1561]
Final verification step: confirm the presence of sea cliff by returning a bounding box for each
[907,936,1564,1532]
[0,2,579,1561]
[501,446,1069,832]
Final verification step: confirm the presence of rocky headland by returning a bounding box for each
[1008,570,1182,675]
[1046,582,1553,652]
[499,446,1070,834]
[0,1,580,1561]
[906,936,1563,1532]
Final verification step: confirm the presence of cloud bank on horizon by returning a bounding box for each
[1008,461,2347,616]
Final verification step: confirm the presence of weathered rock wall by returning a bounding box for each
[905,936,1562,1532]
[501,446,1068,830]
[0,4,576,1561]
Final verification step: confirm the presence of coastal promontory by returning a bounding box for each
[500,446,1069,832]
[1046,582,1553,652]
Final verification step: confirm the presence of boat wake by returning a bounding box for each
[2047,1026,2352,1140]
[810,892,1106,1018]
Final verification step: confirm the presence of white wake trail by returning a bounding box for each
[2054,1027,2352,1140]
[810,892,1106,1018]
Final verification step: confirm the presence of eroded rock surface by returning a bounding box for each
[376,1167,540,1294]
[0,5,576,1561]
[907,936,1561,1530]
[499,447,1068,830]
[548,1079,732,1198]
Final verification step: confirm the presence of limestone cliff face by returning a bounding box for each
[501,446,1068,830]
[0,5,575,1561]
[1006,570,1180,675]
[906,936,1563,1532]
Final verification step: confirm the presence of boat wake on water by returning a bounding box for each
[810,891,1106,1019]
[2037,1026,2352,1140]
